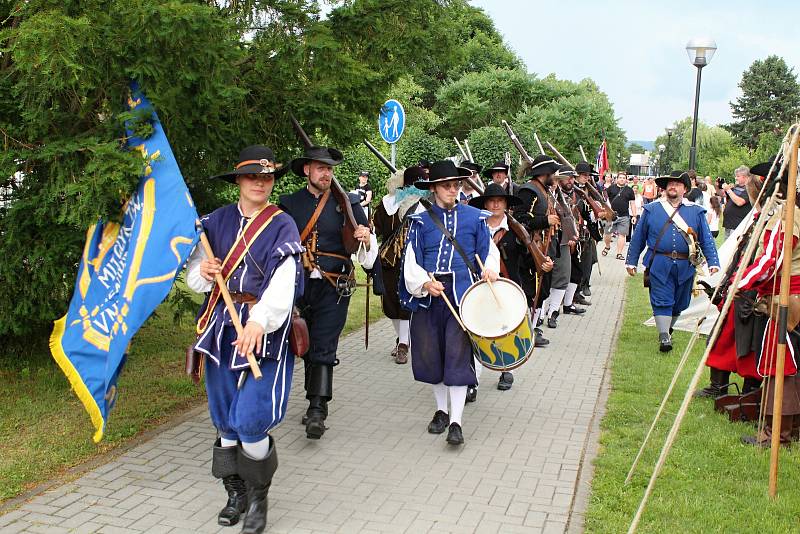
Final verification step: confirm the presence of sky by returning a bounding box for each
[471,0,800,143]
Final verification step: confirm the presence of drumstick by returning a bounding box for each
[428,273,468,331]
[474,254,502,309]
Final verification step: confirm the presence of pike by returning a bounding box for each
[464,140,475,161]
[454,137,469,160]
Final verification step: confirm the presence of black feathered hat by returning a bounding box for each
[211,145,289,183]
[290,145,344,177]
[575,161,593,174]
[414,160,472,189]
[468,182,522,210]
[482,161,510,179]
[750,157,788,181]
[555,164,577,178]
[403,166,427,186]
[461,160,483,174]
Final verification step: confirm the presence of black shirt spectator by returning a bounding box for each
[722,184,750,230]
[687,187,703,204]
[607,184,636,217]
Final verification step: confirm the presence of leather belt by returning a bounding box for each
[229,292,258,305]
[656,251,689,260]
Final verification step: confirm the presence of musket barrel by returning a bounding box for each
[290,114,313,149]
[363,139,397,174]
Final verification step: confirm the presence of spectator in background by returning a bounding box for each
[642,176,657,204]
[355,171,373,218]
[686,170,703,204]
[602,172,637,260]
[704,175,716,197]
[721,165,752,238]
[707,195,721,238]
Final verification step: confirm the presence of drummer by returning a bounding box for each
[468,183,551,393]
[399,160,500,446]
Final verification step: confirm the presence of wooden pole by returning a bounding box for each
[428,273,468,332]
[199,232,262,380]
[579,145,588,162]
[769,133,799,497]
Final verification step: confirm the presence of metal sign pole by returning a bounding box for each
[391,143,396,168]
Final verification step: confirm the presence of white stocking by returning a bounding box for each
[432,382,449,413]
[563,283,578,307]
[448,386,467,426]
[241,435,271,460]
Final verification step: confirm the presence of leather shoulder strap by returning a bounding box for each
[300,190,330,242]
[419,198,479,277]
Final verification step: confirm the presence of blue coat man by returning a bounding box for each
[626,172,720,351]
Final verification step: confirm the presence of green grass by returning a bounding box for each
[585,277,800,533]
[0,270,382,503]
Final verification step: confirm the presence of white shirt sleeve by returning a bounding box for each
[484,238,501,274]
[356,232,379,269]
[247,257,297,334]
[186,243,213,293]
[403,242,430,298]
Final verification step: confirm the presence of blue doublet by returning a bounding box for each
[626,199,719,316]
[400,203,492,386]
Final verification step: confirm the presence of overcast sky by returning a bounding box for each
[471,0,800,142]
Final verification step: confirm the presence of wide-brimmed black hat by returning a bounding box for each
[468,182,522,210]
[482,161,510,179]
[750,157,788,181]
[656,171,691,190]
[575,161,593,174]
[403,166,427,186]
[414,160,472,189]
[461,161,483,174]
[555,164,577,178]
[211,145,289,183]
[526,154,559,177]
[290,145,344,177]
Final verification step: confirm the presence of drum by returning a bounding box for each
[459,278,534,371]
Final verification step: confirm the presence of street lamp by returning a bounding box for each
[658,144,666,175]
[686,37,717,171]
[665,128,674,173]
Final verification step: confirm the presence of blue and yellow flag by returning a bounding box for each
[50,84,200,442]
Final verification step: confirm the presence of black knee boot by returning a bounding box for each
[305,364,333,439]
[237,439,278,534]
[742,377,762,395]
[212,439,247,527]
[695,368,731,398]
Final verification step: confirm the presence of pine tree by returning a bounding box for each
[726,55,800,150]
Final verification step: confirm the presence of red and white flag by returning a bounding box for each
[596,139,609,178]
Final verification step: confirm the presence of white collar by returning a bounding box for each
[488,215,509,234]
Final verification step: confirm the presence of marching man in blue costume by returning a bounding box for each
[186,146,304,534]
[400,160,501,446]
[626,171,720,352]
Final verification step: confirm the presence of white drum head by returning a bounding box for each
[460,278,527,337]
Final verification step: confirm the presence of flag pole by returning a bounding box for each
[199,232,262,380]
[769,130,799,497]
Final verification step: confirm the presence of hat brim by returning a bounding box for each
[468,193,522,210]
[414,172,473,190]
[529,162,560,177]
[482,166,510,179]
[290,156,343,177]
[212,164,289,184]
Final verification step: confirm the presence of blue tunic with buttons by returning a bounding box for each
[626,199,720,316]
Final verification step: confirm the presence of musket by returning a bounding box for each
[507,212,551,274]
[547,140,616,221]
[464,140,475,161]
[363,139,397,174]
[502,121,533,164]
[454,137,469,160]
[533,132,545,155]
[290,115,361,254]
[579,144,589,162]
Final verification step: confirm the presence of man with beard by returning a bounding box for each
[280,145,377,440]
[372,166,427,364]
[626,172,720,351]
[399,160,500,446]
[514,154,561,337]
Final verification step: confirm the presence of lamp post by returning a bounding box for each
[658,144,666,175]
[664,128,674,173]
[686,38,717,171]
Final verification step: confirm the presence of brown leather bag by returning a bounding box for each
[185,345,204,385]
[289,307,310,357]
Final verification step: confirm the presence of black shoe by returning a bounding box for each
[534,328,550,347]
[237,441,277,534]
[659,333,673,352]
[446,423,464,445]
[427,410,450,434]
[466,386,478,403]
[547,312,559,329]
[305,409,326,439]
[562,304,586,315]
[212,440,247,527]
[583,287,592,296]
[301,399,328,425]
[694,385,722,398]
[536,317,544,327]
[573,294,591,306]
[498,372,514,391]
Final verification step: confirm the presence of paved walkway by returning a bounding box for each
[1,250,626,534]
